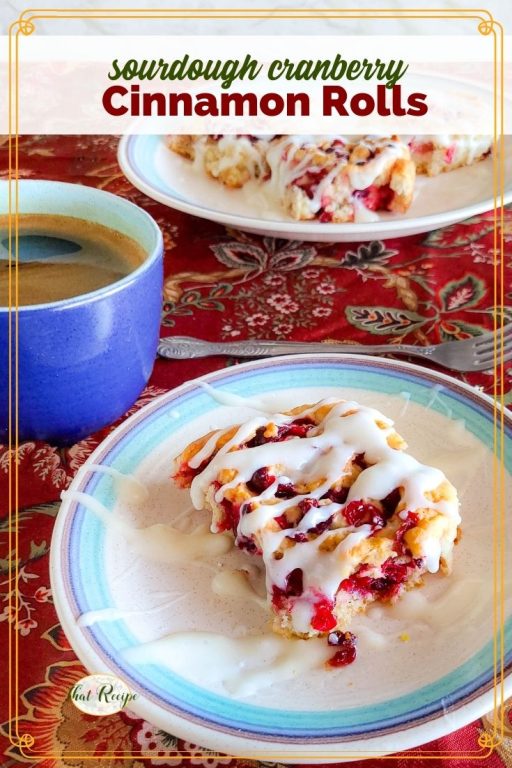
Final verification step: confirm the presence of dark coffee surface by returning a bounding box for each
[0,214,146,306]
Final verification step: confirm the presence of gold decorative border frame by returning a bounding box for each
[6,6,506,762]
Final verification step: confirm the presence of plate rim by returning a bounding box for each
[118,134,512,240]
[50,353,512,759]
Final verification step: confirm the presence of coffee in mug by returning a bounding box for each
[0,213,147,306]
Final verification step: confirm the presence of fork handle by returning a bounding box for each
[157,336,435,360]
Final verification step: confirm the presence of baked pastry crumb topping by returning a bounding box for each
[172,398,461,655]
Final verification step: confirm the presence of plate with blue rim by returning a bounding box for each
[51,353,511,762]
[117,134,512,243]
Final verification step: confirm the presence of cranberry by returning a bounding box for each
[353,452,367,469]
[276,419,314,441]
[367,577,397,599]
[325,140,348,158]
[366,560,412,598]
[288,532,309,543]
[176,457,208,486]
[340,558,411,601]
[343,500,383,528]
[275,483,297,499]
[301,179,319,200]
[329,646,357,667]
[247,419,314,448]
[217,498,240,534]
[345,573,394,599]
[354,183,394,212]
[325,486,349,505]
[236,535,261,555]
[295,498,333,535]
[381,559,409,583]
[298,498,319,516]
[319,209,333,223]
[271,587,286,610]
[444,144,456,163]
[247,467,276,493]
[294,168,329,199]
[339,573,373,597]
[246,426,270,447]
[394,512,419,554]
[271,568,304,609]
[311,598,337,632]
[215,516,232,534]
[285,568,304,596]
[327,631,357,667]
[274,513,289,530]
[308,515,334,536]
[381,487,401,519]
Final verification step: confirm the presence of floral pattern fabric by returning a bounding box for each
[0,134,511,767]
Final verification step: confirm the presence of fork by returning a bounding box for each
[157,325,512,372]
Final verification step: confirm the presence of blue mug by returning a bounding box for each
[0,180,163,444]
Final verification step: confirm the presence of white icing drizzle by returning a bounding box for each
[186,398,460,632]
[198,381,275,413]
[354,623,388,650]
[86,464,149,504]
[211,569,267,609]
[399,390,412,417]
[373,575,491,632]
[194,134,408,221]
[348,136,406,190]
[78,594,185,627]
[175,134,492,222]
[123,630,332,697]
[189,414,277,473]
[353,196,380,223]
[61,490,233,564]
[265,135,352,217]
[266,524,374,603]
[426,384,452,417]
[79,607,137,627]
[193,135,268,181]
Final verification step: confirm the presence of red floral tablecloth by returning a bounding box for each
[1,135,511,767]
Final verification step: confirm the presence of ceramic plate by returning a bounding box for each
[118,135,512,242]
[51,355,512,761]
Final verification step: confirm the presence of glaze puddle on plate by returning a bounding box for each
[51,355,511,761]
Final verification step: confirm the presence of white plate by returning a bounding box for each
[51,355,512,762]
[118,135,512,242]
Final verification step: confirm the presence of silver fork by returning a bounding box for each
[158,325,512,372]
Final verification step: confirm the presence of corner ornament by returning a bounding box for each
[9,731,35,753]
[478,18,495,35]
[477,729,502,751]
[10,15,35,36]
